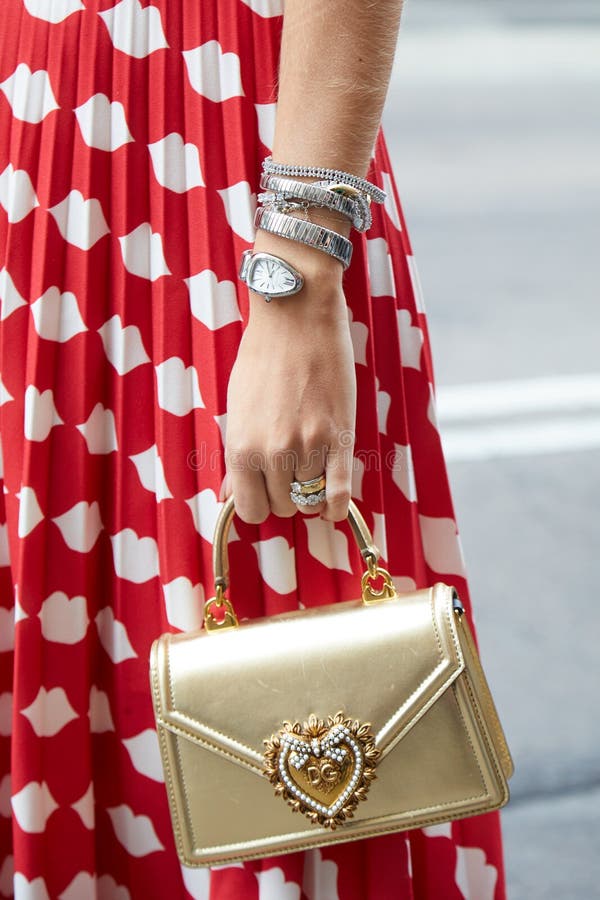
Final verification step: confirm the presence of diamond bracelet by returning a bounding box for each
[261,156,386,205]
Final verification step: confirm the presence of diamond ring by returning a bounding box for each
[290,473,326,506]
[289,489,326,507]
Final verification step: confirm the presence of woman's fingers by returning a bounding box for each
[225,434,353,522]
[226,452,270,524]
[225,433,354,523]
[263,454,297,518]
[219,470,232,501]
[225,441,329,521]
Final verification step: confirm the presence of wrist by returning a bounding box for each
[246,286,349,330]
[244,242,348,327]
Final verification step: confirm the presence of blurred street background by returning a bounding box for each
[382,1,600,897]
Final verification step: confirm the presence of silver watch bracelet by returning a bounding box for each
[258,174,372,232]
[254,207,353,270]
[257,194,362,234]
[261,155,386,205]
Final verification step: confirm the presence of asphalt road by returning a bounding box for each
[382,2,600,897]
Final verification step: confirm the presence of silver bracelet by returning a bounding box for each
[258,174,372,232]
[261,156,386,205]
[254,207,353,269]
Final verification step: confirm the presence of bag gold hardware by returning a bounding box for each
[205,498,397,627]
[203,584,239,632]
[360,562,398,604]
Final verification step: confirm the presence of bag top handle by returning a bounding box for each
[204,496,397,632]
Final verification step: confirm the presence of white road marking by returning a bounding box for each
[435,374,600,461]
[441,415,600,461]
[436,374,600,422]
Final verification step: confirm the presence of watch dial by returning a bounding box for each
[251,258,296,294]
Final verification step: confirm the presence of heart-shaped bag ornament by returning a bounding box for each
[263,712,381,829]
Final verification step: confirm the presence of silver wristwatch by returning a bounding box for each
[238,249,304,302]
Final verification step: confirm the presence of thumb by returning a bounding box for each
[321,431,355,522]
[219,470,232,502]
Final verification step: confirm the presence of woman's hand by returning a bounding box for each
[225,230,356,524]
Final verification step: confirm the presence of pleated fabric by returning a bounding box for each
[0,1,507,897]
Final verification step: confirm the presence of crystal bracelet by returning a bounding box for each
[261,156,386,205]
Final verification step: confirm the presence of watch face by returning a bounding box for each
[250,257,297,295]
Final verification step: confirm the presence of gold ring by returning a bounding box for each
[290,473,326,496]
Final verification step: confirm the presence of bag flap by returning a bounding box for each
[151,583,464,776]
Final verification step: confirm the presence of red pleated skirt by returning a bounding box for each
[0,1,506,897]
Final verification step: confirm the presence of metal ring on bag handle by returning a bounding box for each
[203,495,398,631]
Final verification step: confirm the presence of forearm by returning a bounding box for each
[249,0,404,314]
[272,0,405,178]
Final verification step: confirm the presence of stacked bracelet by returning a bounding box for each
[261,156,386,205]
[253,157,386,270]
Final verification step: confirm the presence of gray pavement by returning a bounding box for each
[502,786,600,900]
[382,2,600,897]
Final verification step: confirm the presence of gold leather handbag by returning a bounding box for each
[149,496,513,867]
